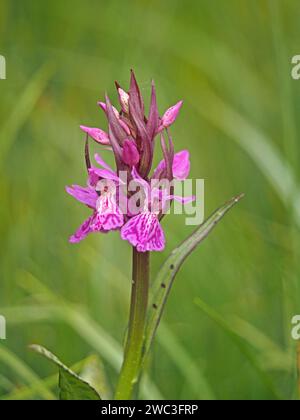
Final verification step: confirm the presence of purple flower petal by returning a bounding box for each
[92,194,124,231]
[98,101,119,117]
[89,167,123,184]
[66,185,98,208]
[80,126,110,145]
[88,168,100,188]
[94,152,114,171]
[69,215,94,243]
[169,194,195,203]
[100,98,131,136]
[172,150,190,180]
[121,212,165,252]
[153,150,190,181]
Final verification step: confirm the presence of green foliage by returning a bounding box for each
[29,345,101,400]
[145,195,244,365]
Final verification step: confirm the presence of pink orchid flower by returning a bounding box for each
[67,70,193,252]
[121,165,195,252]
[66,153,124,243]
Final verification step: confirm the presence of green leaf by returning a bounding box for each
[80,355,112,400]
[29,345,101,400]
[143,194,244,367]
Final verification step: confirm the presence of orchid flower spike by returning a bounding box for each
[67,70,194,252]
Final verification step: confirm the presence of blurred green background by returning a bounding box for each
[0,0,300,400]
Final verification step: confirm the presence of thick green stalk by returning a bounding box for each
[114,249,150,400]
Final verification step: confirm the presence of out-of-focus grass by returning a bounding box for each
[0,0,299,400]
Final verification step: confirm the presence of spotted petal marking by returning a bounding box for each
[121,212,165,252]
[69,215,94,243]
[91,194,124,232]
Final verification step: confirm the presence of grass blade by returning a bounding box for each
[194,297,282,400]
[194,87,300,228]
[0,63,55,162]
[0,344,55,400]
[29,345,101,400]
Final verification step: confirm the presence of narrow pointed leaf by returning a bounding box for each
[142,194,244,365]
[29,345,101,400]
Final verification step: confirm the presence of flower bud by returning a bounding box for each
[80,126,110,145]
[122,139,140,166]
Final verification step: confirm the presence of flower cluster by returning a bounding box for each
[66,71,194,252]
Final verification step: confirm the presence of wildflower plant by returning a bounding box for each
[31,71,243,400]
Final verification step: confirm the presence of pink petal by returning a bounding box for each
[88,168,100,188]
[98,101,119,118]
[121,212,165,252]
[119,119,131,136]
[89,167,122,184]
[66,185,98,208]
[152,150,190,181]
[157,100,183,132]
[94,153,114,171]
[154,188,195,206]
[122,139,140,166]
[172,150,190,180]
[92,194,124,231]
[80,126,110,145]
[166,194,196,203]
[102,212,124,231]
[69,215,94,243]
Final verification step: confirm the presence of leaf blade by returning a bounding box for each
[143,194,244,366]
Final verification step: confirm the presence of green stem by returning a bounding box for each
[114,249,150,400]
